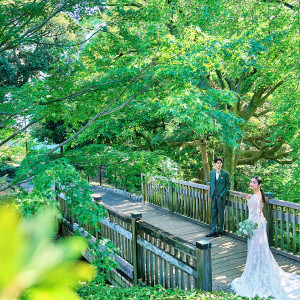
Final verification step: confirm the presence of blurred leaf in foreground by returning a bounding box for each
[0,206,95,300]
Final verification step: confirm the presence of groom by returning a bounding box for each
[206,157,231,237]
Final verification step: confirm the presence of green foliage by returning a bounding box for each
[235,160,299,203]
[31,120,69,145]
[0,206,95,300]
[65,145,179,192]
[0,192,18,207]
[0,4,298,297]
[77,283,268,300]
[38,0,297,186]
[159,86,244,146]
[12,152,119,281]
[1,0,299,200]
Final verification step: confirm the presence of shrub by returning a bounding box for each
[77,283,268,300]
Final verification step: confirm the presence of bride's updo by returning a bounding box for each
[254,176,266,203]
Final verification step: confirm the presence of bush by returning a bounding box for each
[77,283,268,300]
[0,164,18,178]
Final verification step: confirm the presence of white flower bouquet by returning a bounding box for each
[236,219,258,240]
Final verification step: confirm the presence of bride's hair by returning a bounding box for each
[254,176,266,203]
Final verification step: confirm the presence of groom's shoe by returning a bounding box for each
[205,232,216,237]
[215,232,223,237]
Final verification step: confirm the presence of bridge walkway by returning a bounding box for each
[91,185,300,292]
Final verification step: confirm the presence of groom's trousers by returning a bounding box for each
[211,193,226,233]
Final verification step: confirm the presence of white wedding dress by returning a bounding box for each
[231,194,300,299]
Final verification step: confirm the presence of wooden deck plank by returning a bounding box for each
[92,186,300,292]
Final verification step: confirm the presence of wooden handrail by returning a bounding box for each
[269,198,300,209]
[142,174,300,260]
[57,191,213,291]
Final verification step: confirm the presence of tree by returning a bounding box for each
[1,0,299,191]
[0,0,89,146]
[74,0,298,182]
[40,0,298,183]
[0,1,159,191]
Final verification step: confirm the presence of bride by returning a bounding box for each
[231,176,300,300]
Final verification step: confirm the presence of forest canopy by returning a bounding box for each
[0,0,299,201]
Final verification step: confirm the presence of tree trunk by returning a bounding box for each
[208,149,214,168]
[223,144,235,183]
[199,141,210,184]
[25,139,28,155]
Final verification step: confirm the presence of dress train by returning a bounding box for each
[231,194,300,300]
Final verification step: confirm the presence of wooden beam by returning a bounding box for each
[60,218,134,280]
[137,236,197,277]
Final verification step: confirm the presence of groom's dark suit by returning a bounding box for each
[209,169,231,234]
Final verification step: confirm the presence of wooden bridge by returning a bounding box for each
[58,176,300,293]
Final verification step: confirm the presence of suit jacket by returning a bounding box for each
[209,169,231,199]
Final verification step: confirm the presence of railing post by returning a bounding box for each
[264,192,274,246]
[93,196,102,204]
[206,183,212,225]
[54,184,62,234]
[141,174,147,202]
[131,212,142,286]
[196,240,212,292]
[93,196,103,240]
[169,183,174,213]
[99,166,102,186]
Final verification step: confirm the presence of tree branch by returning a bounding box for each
[237,144,292,165]
[20,0,72,39]
[261,1,295,10]
[28,27,104,48]
[45,81,156,155]
[0,0,74,53]
[135,130,154,151]
[215,70,226,90]
[225,77,235,91]
[273,158,296,165]
[237,73,245,94]
[242,87,266,121]
[253,108,272,117]
[0,114,47,147]
[39,80,127,105]
[106,2,144,7]
[260,81,284,102]
[165,139,204,148]
[0,176,35,192]
[198,74,212,90]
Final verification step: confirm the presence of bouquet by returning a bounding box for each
[236,219,258,240]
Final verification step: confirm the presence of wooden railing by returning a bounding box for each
[266,199,300,256]
[57,192,213,290]
[142,175,300,261]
